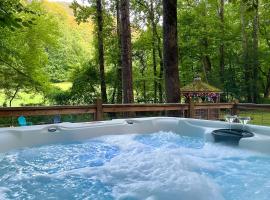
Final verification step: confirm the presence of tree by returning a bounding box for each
[43,0,94,83]
[240,0,260,103]
[219,0,225,85]
[252,0,259,103]
[163,0,180,103]
[2,0,270,107]
[259,0,270,98]
[96,0,107,103]
[0,0,35,30]
[120,0,134,103]
[131,0,164,103]
[0,1,60,106]
[116,0,123,103]
[71,0,107,103]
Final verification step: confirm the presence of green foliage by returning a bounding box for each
[70,1,95,23]
[0,0,35,30]
[43,1,94,82]
[1,0,270,107]
[0,0,60,106]
[0,1,96,106]
[47,62,99,105]
[68,62,99,104]
[47,88,71,105]
[177,0,268,102]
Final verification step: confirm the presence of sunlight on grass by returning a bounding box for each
[53,82,72,91]
[0,82,72,107]
[0,91,44,107]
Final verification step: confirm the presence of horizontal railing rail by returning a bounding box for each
[103,103,189,112]
[2,101,270,126]
[0,105,97,117]
[0,100,236,121]
[236,103,270,111]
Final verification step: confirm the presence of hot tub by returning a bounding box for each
[0,117,270,200]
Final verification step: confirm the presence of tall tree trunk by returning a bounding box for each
[96,0,107,103]
[163,0,180,103]
[150,0,157,103]
[201,38,212,82]
[152,43,158,103]
[151,9,164,103]
[120,0,134,103]
[264,71,270,98]
[116,0,122,103]
[252,0,259,103]
[137,54,147,102]
[261,25,270,98]
[156,31,164,103]
[219,0,225,86]
[241,1,252,102]
[141,69,147,102]
[263,69,270,98]
[200,4,211,81]
[111,69,117,103]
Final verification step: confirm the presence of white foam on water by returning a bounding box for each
[104,150,223,200]
[0,187,9,200]
[60,132,224,200]
[1,131,270,200]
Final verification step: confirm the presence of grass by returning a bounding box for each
[238,110,270,127]
[0,82,72,107]
[52,82,72,91]
[221,110,270,126]
[0,91,44,107]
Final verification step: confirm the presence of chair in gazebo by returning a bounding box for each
[181,77,222,120]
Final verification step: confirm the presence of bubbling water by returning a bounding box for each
[0,132,270,200]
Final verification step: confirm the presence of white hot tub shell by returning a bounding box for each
[0,117,270,154]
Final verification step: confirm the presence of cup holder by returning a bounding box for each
[212,129,254,145]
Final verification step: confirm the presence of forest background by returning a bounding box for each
[1,0,270,107]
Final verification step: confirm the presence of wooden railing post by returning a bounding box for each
[95,98,103,121]
[188,99,195,118]
[231,100,239,116]
[207,109,210,120]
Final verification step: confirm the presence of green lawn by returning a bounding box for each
[238,110,270,127]
[52,82,72,91]
[0,82,72,107]
[221,110,270,127]
[0,91,44,107]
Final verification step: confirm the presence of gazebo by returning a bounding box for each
[181,77,223,119]
[181,77,222,103]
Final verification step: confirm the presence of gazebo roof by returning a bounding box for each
[181,77,222,94]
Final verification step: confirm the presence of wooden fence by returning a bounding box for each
[0,100,236,121]
[1,101,270,126]
[236,103,270,112]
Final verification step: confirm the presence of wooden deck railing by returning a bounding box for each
[236,103,270,112]
[0,100,235,121]
[2,101,270,126]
